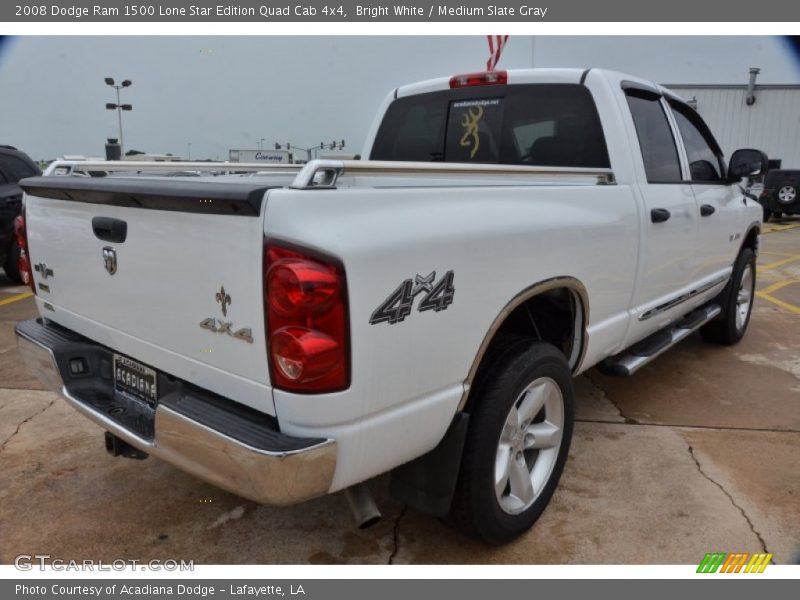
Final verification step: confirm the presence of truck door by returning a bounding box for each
[667,99,741,285]
[623,86,700,338]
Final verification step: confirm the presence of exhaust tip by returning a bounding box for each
[344,483,382,529]
[358,514,382,530]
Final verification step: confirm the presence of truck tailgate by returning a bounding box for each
[20,176,276,414]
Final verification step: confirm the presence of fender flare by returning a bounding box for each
[457,276,590,411]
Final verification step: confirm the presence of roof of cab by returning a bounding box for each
[394,67,683,103]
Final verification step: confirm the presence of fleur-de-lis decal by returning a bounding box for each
[215,286,232,317]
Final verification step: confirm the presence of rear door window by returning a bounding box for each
[625,91,682,183]
[371,84,610,168]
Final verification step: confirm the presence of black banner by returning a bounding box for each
[3,0,800,22]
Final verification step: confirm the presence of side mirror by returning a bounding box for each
[728,148,768,179]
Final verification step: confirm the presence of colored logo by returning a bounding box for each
[459,106,484,159]
[697,552,772,573]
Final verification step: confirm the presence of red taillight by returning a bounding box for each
[13,212,34,293]
[449,70,507,89]
[265,244,349,393]
[267,259,340,317]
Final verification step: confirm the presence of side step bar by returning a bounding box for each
[600,304,722,376]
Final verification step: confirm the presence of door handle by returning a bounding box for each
[92,217,127,243]
[700,204,716,217]
[650,208,671,223]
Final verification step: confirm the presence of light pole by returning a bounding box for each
[187,142,192,161]
[104,77,132,156]
[275,140,345,163]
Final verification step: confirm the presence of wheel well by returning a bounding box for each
[462,284,585,412]
[742,224,760,254]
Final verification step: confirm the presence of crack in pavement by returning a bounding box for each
[576,417,800,435]
[687,445,770,556]
[387,505,408,565]
[584,372,639,424]
[0,399,56,454]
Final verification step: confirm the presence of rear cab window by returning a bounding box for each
[624,89,682,183]
[370,84,610,169]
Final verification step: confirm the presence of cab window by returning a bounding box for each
[669,101,725,182]
[371,84,610,168]
[624,90,682,183]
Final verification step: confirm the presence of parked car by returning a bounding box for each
[759,169,800,220]
[15,68,766,544]
[0,145,41,282]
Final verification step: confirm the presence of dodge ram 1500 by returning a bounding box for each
[15,68,767,544]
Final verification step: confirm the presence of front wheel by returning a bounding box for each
[447,341,574,545]
[700,248,756,345]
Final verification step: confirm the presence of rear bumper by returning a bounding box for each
[15,318,337,506]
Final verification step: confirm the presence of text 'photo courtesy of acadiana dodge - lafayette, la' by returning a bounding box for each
[15,584,305,597]
[0,34,799,571]
[33,5,550,19]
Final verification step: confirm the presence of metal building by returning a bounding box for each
[665,71,800,169]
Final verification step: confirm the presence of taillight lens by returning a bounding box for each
[265,244,349,392]
[268,258,340,317]
[13,212,34,293]
[449,70,507,88]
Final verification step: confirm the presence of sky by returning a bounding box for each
[1,36,798,161]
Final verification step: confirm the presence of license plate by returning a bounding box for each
[113,354,158,406]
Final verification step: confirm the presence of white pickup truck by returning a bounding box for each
[15,68,766,544]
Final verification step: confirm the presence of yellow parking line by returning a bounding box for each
[0,291,33,307]
[760,254,800,270]
[758,279,799,296]
[756,279,800,315]
[763,222,800,234]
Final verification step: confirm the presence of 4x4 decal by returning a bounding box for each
[370,270,455,325]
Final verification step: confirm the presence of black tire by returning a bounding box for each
[447,340,574,545]
[700,248,756,345]
[2,238,23,284]
[776,184,798,209]
[761,205,773,222]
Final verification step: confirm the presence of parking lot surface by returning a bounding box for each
[1,220,799,565]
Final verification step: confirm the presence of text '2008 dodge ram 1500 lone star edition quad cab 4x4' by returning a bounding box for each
[15,68,767,544]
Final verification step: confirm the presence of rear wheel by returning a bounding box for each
[447,341,574,545]
[2,239,23,284]
[700,248,756,345]
[777,184,797,207]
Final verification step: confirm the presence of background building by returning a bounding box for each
[666,75,800,168]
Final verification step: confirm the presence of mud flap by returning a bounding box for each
[388,412,469,517]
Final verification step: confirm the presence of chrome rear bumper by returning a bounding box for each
[15,319,336,506]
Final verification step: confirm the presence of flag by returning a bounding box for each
[486,35,509,71]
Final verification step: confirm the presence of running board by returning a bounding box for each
[600,304,722,376]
